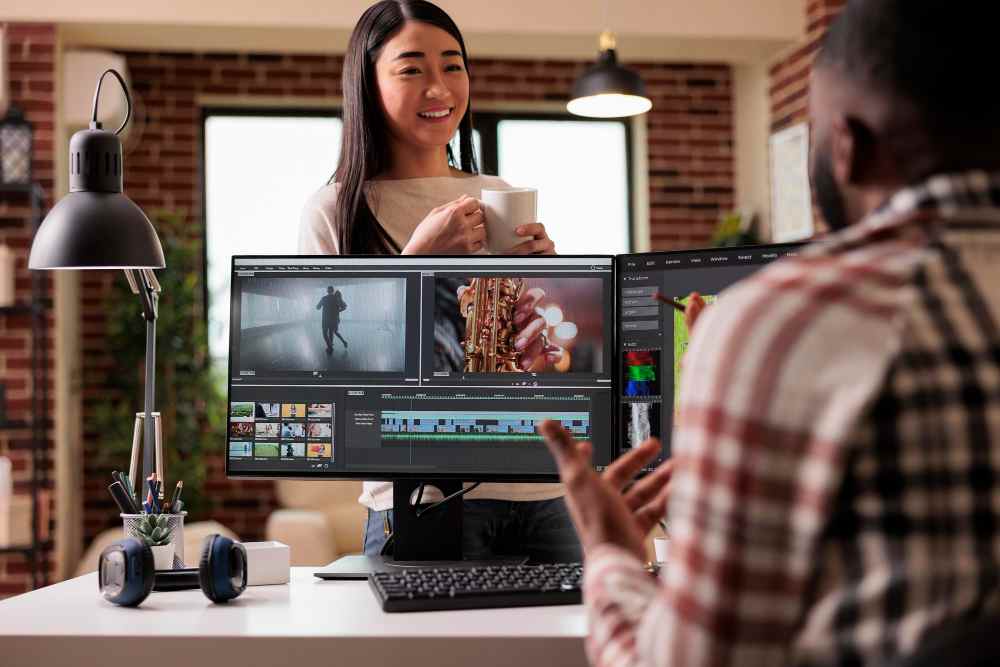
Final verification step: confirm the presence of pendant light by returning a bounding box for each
[568,30,652,119]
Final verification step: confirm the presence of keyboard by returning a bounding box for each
[369,562,584,612]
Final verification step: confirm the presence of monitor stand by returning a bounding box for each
[314,479,527,580]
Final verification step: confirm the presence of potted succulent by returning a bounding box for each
[137,513,175,570]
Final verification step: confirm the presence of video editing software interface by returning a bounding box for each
[226,256,616,480]
[617,243,802,470]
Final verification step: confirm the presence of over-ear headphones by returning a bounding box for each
[98,534,247,607]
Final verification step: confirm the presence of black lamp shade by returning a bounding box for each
[28,111,165,270]
[28,191,165,269]
[568,48,652,119]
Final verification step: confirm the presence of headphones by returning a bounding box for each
[99,533,247,607]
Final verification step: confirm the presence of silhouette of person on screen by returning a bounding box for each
[317,286,348,353]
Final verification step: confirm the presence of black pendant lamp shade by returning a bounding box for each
[567,31,652,119]
[28,70,164,270]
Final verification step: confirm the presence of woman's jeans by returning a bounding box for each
[362,498,583,564]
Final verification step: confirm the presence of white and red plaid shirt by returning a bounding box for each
[584,171,1000,667]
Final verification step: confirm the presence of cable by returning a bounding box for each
[378,482,484,555]
[415,482,481,518]
[90,69,133,136]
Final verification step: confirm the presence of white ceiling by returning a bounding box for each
[6,0,805,63]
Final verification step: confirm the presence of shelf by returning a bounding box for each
[0,544,33,556]
[0,540,52,556]
[0,418,54,431]
[0,183,40,196]
[0,301,52,317]
[0,420,31,431]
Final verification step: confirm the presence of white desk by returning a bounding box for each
[0,567,588,667]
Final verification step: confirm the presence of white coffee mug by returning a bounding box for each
[481,188,537,253]
[653,537,669,564]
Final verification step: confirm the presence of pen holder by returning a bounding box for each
[121,512,187,569]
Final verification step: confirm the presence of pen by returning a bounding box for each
[108,481,137,514]
[169,481,183,511]
[120,472,135,505]
[146,474,159,514]
[652,292,687,314]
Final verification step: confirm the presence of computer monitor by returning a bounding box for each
[225,255,618,483]
[225,247,802,572]
[615,242,804,472]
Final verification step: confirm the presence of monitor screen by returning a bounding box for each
[226,255,616,481]
[616,243,804,471]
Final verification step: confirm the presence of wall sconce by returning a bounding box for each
[0,105,32,186]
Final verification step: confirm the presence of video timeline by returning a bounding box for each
[380,411,590,442]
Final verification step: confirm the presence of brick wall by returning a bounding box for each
[769,0,846,132]
[78,51,735,548]
[0,22,56,597]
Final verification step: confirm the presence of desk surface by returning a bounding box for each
[0,567,588,667]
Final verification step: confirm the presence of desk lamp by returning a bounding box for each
[28,69,165,492]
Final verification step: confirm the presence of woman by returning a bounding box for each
[299,0,579,563]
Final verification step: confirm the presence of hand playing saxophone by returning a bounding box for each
[457,282,563,372]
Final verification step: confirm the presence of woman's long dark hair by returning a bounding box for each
[333,0,478,254]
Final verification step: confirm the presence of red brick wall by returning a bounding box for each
[72,52,734,550]
[0,22,56,597]
[769,0,846,132]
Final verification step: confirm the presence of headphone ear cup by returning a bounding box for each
[199,534,218,602]
[198,533,246,603]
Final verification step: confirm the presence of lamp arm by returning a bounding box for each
[90,69,133,136]
[124,269,161,485]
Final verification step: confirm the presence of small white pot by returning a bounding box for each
[150,542,175,570]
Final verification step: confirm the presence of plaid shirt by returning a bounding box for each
[584,171,1000,667]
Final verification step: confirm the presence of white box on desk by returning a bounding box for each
[242,541,290,586]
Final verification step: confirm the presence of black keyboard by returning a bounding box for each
[369,562,584,612]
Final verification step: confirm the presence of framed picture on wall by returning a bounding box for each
[769,122,815,242]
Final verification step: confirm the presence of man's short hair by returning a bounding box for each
[816,1,997,135]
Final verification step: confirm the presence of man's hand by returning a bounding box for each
[539,420,675,561]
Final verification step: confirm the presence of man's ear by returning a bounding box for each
[833,114,878,185]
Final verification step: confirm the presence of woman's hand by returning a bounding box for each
[507,223,556,255]
[402,195,486,255]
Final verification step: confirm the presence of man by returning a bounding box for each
[541,2,1000,665]
[316,285,348,353]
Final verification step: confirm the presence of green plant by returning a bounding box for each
[711,210,761,247]
[91,211,225,519]
[136,513,174,547]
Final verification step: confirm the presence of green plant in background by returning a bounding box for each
[92,210,225,519]
[136,513,173,547]
[711,210,761,247]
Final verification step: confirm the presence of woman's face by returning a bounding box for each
[374,20,470,154]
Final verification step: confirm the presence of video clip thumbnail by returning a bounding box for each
[238,276,406,373]
[433,276,606,374]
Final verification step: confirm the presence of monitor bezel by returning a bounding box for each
[225,253,617,482]
[613,241,808,464]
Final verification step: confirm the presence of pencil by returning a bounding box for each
[653,292,687,314]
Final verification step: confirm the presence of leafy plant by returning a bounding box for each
[91,210,225,519]
[136,513,173,547]
[711,210,761,247]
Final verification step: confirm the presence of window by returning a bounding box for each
[203,110,341,368]
[203,108,632,372]
[474,113,633,256]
